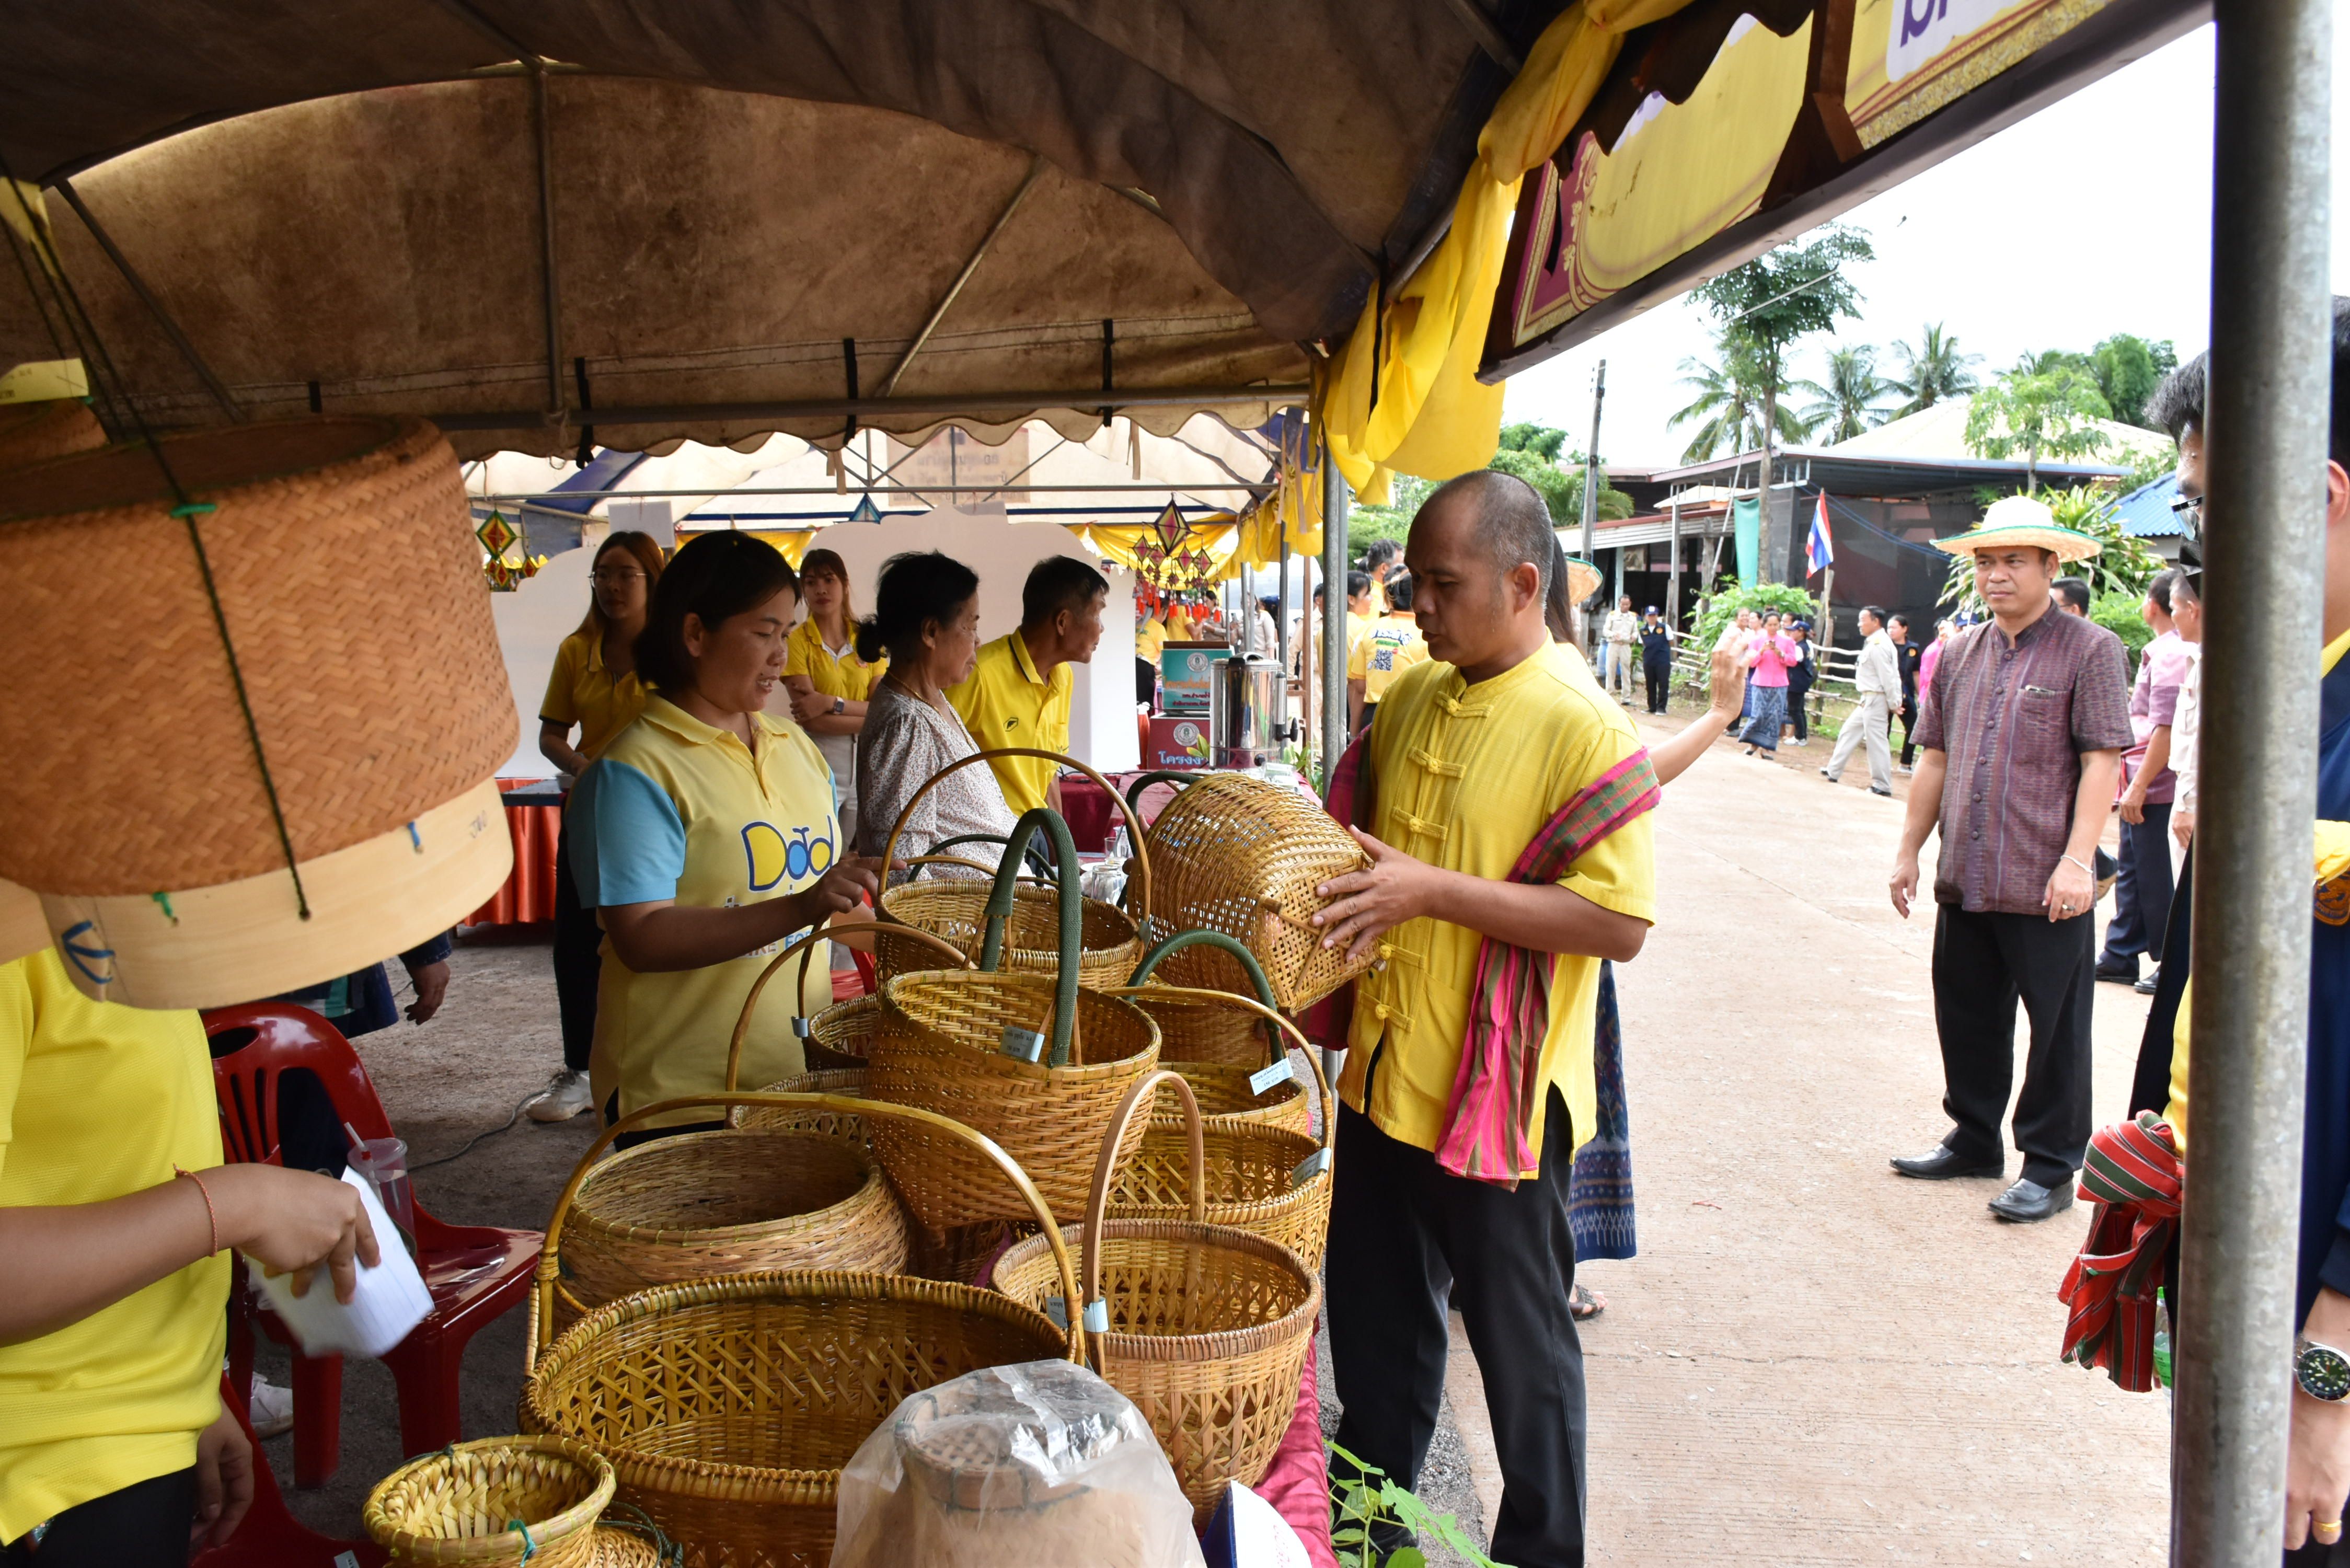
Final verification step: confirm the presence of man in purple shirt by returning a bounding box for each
[1885,495,2135,1223]
[2096,568,2193,990]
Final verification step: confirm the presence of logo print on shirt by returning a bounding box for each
[744,819,838,891]
[1005,716,1020,731]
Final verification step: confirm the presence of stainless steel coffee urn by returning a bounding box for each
[1208,654,1289,769]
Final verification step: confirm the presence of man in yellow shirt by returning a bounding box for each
[948,556,1107,815]
[1310,470,1655,1568]
[1346,569,1430,733]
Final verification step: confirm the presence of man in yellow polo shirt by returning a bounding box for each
[1310,470,1655,1568]
[948,556,1108,816]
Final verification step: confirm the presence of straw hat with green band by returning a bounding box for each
[1931,494,2104,562]
[1561,554,1603,602]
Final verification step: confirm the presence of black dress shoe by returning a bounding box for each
[1870,786,1892,797]
[2135,966,2162,995]
[2095,961,2139,984]
[1891,1146,2003,1180]
[1988,1176,2075,1222]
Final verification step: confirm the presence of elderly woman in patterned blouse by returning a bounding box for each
[853,552,1017,881]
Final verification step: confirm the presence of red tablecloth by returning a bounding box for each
[466,778,562,927]
[1252,1356,1339,1566]
[1054,771,1196,852]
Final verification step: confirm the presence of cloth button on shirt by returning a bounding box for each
[1915,608,2134,914]
[1340,642,1656,1174]
[571,696,839,1128]
[947,633,1072,816]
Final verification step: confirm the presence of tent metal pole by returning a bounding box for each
[1319,445,1351,791]
[2174,0,2332,1560]
[880,155,1045,398]
[527,61,564,419]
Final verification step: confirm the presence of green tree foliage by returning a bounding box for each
[1344,427,1630,562]
[1963,362,2113,491]
[1793,344,1896,443]
[1672,333,1808,460]
[1688,582,1821,654]
[1497,421,1568,461]
[2091,335,2180,430]
[1687,226,1874,465]
[1886,322,1981,417]
[2091,589,2157,671]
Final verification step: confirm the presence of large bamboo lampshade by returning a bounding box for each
[0,416,515,1007]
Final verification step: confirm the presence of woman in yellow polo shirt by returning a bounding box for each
[530,529,664,1124]
[0,936,376,1564]
[570,533,884,1143]
[781,548,885,848]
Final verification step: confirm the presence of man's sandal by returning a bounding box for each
[1571,1283,1606,1321]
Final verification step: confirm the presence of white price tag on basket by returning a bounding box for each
[1248,1057,1296,1096]
[1289,1149,1331,1187]
[998,1027,1046,1064]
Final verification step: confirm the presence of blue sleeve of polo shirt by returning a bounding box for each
[572,758,687,907]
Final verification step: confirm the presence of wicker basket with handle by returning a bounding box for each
[1139,771,1376,1011]
[524,1090,1087,1568]
[0,416,516,1008]
[1109,1000,1335,1267]
[734,1068,867,1140]
[992,1070,1321,1523]
[1120,929,1285,1067]
[362,1435,669,1566]
[720,918,968,1093]
[865,809,1160,1230]
[874,749,1150,987]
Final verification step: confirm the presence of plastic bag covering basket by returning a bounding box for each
[1139,773,1375,1010]
[0,415,513,1008]
[362,1434,616,1566]
[554,1128,911,1324]
[994,1071,1321,1524]
[0,397,105,471]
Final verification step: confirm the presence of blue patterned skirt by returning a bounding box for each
[1737,685,1788,751]
[1568,960,1637,1261]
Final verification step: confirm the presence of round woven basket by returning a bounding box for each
[734,1068,868,1141]
[1140,772,1377,1011]
[362,1435,613,1566]
[877,880,1140,988]
[804,996,883,1070]
[1157,1059,1310,1137]
[1119,1045,1334,1267]
[0,398,105,472]
[554,1128,911,1324]
[1120,929,1285,1068]
[720,918,966,1096]
[867,969,1159,1229]
[993,1071,1321,1523]
[0,416,513,1008]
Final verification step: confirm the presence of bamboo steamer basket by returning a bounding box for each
[1139,771,1376,1011]
[362,1435,668,1566]
[524,1090,1088,1568]
[1110,1001,1335,1268]
[551,1128,912,1328]
[0,397,105,471]
[875,750,1149,988]
[0,416,513,1007]
[993,1071,1322,1523]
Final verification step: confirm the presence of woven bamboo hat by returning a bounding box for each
[1562,554,1602,602]
[1932,495,2103,562]
[0,416,515,1008]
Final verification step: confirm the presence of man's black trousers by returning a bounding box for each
[1328,1083,1586,1567]
[1932,903,2096,1186]
[2099,802,2176,968]
[1643,660,1669,713]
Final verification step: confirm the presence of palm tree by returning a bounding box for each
[1792,345,1895,443]
[1887,322,1981,417]
[1671,338,1806,462]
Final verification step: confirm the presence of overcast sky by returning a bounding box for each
[1500,21,2346,469]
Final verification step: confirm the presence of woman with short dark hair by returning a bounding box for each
[853,551,1015,879]
[570,532,880,1143]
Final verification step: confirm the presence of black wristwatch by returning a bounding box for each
[2298,1335,2350,1401]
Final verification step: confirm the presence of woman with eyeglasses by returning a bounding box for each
[528,529,664,1124]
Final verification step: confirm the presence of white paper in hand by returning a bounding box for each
[250,1168,432,1358]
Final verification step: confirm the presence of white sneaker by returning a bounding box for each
[247,1375,295,1438]
[527,1068,594,1123]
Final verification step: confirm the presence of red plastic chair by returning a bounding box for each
[203,1003,542,1489]
[190,1375,385,1568]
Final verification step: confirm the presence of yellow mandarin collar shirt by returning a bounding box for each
[572,695,838,1128]
[946,631,1073,816]
[1342,640,1656,1174]
[2167,626,2350,1151]
[786,617,885,702]
[540,627,649,762]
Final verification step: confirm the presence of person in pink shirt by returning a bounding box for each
[1737,611,1800,756]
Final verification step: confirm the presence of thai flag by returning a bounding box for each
[1806,494,1835,577]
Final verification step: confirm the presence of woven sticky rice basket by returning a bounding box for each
[525,1090,1088,1568]
[1141,771,1376,1011]
[875,750,1150,987]
[363,1435,662,1566]
[0,415,513,1008]
[550,1128,911,1327]
[994,1071,1321,1523]
[0,397,105,472]
[867,969,1159,1229]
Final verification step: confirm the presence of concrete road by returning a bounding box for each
[1438,719,2169,1565]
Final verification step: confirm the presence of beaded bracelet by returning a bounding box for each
[174,1166,220,1256]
